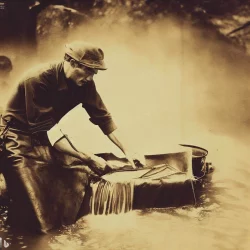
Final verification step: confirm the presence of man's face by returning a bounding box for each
[70,61,98,86]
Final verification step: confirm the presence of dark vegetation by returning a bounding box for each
[1,0,250,55]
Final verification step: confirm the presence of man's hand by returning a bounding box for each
[107,131,146,169]
[79,153,113,176]
[125,151,146,169]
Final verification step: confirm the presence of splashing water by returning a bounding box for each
[90,179,134,215]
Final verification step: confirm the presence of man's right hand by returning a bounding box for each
[79,153,113,176]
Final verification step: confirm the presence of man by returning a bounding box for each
[0,41,144,232]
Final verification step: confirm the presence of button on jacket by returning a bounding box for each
[3,61,117,135]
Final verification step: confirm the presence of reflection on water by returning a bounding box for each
[0,134,249,250]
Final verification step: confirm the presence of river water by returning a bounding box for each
[0,131,249,250]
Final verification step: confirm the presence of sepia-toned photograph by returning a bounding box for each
[0,1,249,249]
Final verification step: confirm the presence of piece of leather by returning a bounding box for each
[1,128,90,233]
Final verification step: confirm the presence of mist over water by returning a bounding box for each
[1,13,250,250]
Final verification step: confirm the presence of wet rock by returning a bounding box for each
[37,5,88,37]
[36,5,89,58]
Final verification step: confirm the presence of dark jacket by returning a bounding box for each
[3,61,117,134]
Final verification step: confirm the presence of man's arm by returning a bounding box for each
[107,130,145,169]
[53,136,91,162]
[82,82,117,135]
[47,124,112,175]
[82,83,145,167]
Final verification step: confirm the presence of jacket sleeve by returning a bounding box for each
[82,82,117,135]
[23,77,56,132]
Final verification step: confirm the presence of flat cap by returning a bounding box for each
[65,41,107,70]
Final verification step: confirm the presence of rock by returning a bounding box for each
[36,5,89,59]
